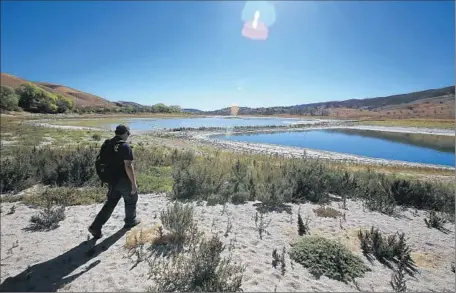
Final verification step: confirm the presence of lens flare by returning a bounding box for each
[241,1,275,41]
[231,104,239,116]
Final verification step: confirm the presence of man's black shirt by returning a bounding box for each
[112,136,134,180]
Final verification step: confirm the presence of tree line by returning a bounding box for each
[1,83,73,113]
[0,83,182,114]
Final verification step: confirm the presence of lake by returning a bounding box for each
[109,117,323,130]
[213,129,455,167]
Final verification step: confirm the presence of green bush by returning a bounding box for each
[38,146,98,187]
[23,187,106,207]
[0,144,178,195]
[313,206,342,218]
[0,85,19,111]
[26,204,65,231]
[17,83,57,113]
[13,83,74,114]
[169,152,454,217]
[289,236,370,283]
[0,150,37,193]
[359,175,397,215]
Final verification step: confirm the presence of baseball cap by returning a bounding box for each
[115,124,130,135]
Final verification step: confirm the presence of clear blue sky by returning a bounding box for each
[1,1,454,111]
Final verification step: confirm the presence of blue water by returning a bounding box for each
[111,117,305,130]
[214,130,455,167]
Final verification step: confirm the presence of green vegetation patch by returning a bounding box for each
[358,119,454,130]
[137,166,173,193]
[289,236,370,283]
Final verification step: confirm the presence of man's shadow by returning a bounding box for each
[0,228,127,292]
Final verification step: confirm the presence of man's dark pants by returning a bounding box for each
[90,177,138,230]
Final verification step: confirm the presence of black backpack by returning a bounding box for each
[95,138,126,185]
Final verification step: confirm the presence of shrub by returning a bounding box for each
[168,150,454,218]
[38,146,98,187]
[160,201,197,245]
[171,165,203,201]
[424,210,449,233]
[390,256,408,292]
[23,187,106,207]
[289,236,370,283]
[0,85,19,111]
[206,194,225,206]
[287,163,330,203]
[313,206,342,218]
[1,146,98,194]
[254,211,271,240]
[358,226,418,276]
[360,175,396,215]
[91,134,101,141]
[297,213,310,236]
[230,191,249,204]
[257,181,288,208]
[328,171,358,199]
[272,247,286,276]
[7,206,16,215]
[26,204,65,231]
[147,235,245,292]
[0,152,37,193]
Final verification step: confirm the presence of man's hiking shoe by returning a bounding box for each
[123,218,141,230]
[88,226,103,239]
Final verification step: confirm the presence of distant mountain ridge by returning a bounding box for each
[203,86,455,119]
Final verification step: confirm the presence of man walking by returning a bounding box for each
[89,124,140,239]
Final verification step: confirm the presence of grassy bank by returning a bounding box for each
[357,118,454,129]
[1,116,109,156]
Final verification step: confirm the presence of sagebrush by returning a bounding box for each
[313,206,342,218]
[424,210,449,233]
[358,226,418,276]
[160,201,197,245]
[26,205,65,231]
[289,236,370,283]
[147,234,245,292]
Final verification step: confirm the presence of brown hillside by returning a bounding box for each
[1,73,116,108]
[328,95,455,119]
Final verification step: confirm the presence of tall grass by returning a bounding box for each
[170,152,454,216]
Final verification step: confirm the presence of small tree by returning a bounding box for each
[17,83,41,111]
[0,85,19,111]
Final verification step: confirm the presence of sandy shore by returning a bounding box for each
[1,194,454,292]
[31,122,108,132]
